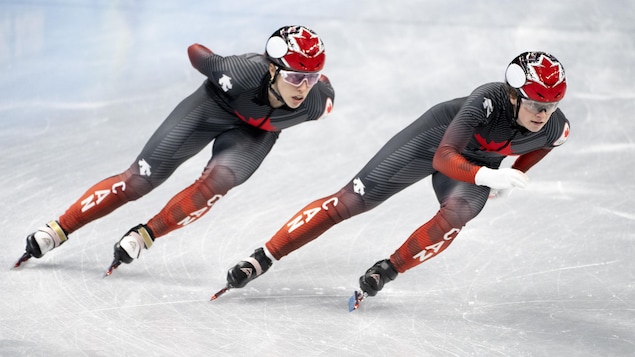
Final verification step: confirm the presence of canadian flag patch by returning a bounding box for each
[553,122,570,146]
[318,97,333,120]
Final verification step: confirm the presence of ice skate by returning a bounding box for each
[358,259,398,297]
[349,259,399,311]
[105,224,154,276]
[14,221,68,268]
[211,247,273,300]
[227,247,272,288]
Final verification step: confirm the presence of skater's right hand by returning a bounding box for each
[474,167,528,190]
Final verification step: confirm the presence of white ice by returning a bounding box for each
[1,1,634,356]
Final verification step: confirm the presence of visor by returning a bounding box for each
[279,69,321,87]
[521,98,558,114]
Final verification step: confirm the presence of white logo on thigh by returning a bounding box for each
[138,159,152,176]
[353,177,365,196]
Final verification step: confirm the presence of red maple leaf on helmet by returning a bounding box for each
[531,56,561,87]
[292,28,321,57]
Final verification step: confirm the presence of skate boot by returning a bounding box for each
[15,220,69,268]
[105,224,154,276]
[358,259,398,297]
[226,247,273,289]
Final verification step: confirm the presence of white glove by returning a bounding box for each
[474,167,528,190]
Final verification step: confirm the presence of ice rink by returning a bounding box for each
[1,1,634,356]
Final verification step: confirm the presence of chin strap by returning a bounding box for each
[268,68,286,105]
[510,89,531,133]
[511,95,530,134]
[513,90,522,121]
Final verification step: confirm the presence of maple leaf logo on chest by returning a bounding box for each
[234,110,276,131]
[474,134,515,155]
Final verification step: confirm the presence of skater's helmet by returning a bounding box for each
[265,25,325,73]
[505,51,566,102]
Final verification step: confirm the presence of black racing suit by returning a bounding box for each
[264,82,569,273]
[58,45,335,239]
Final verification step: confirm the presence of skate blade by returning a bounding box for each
[103,260,121,278]
[13,252,32,269]
[211,286,230,301]
[348,290,367,312]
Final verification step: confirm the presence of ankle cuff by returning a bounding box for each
[47,220,68,243]
[262,246,276,262]
[137,226,154,249]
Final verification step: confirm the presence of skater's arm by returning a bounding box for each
[511,148,551,172]
[188,43,215,74]
[433,117,481,183]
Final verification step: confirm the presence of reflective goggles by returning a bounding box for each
[521,98,559,114]
[279,69,321,87]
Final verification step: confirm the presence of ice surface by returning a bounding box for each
[1,1,634,356]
